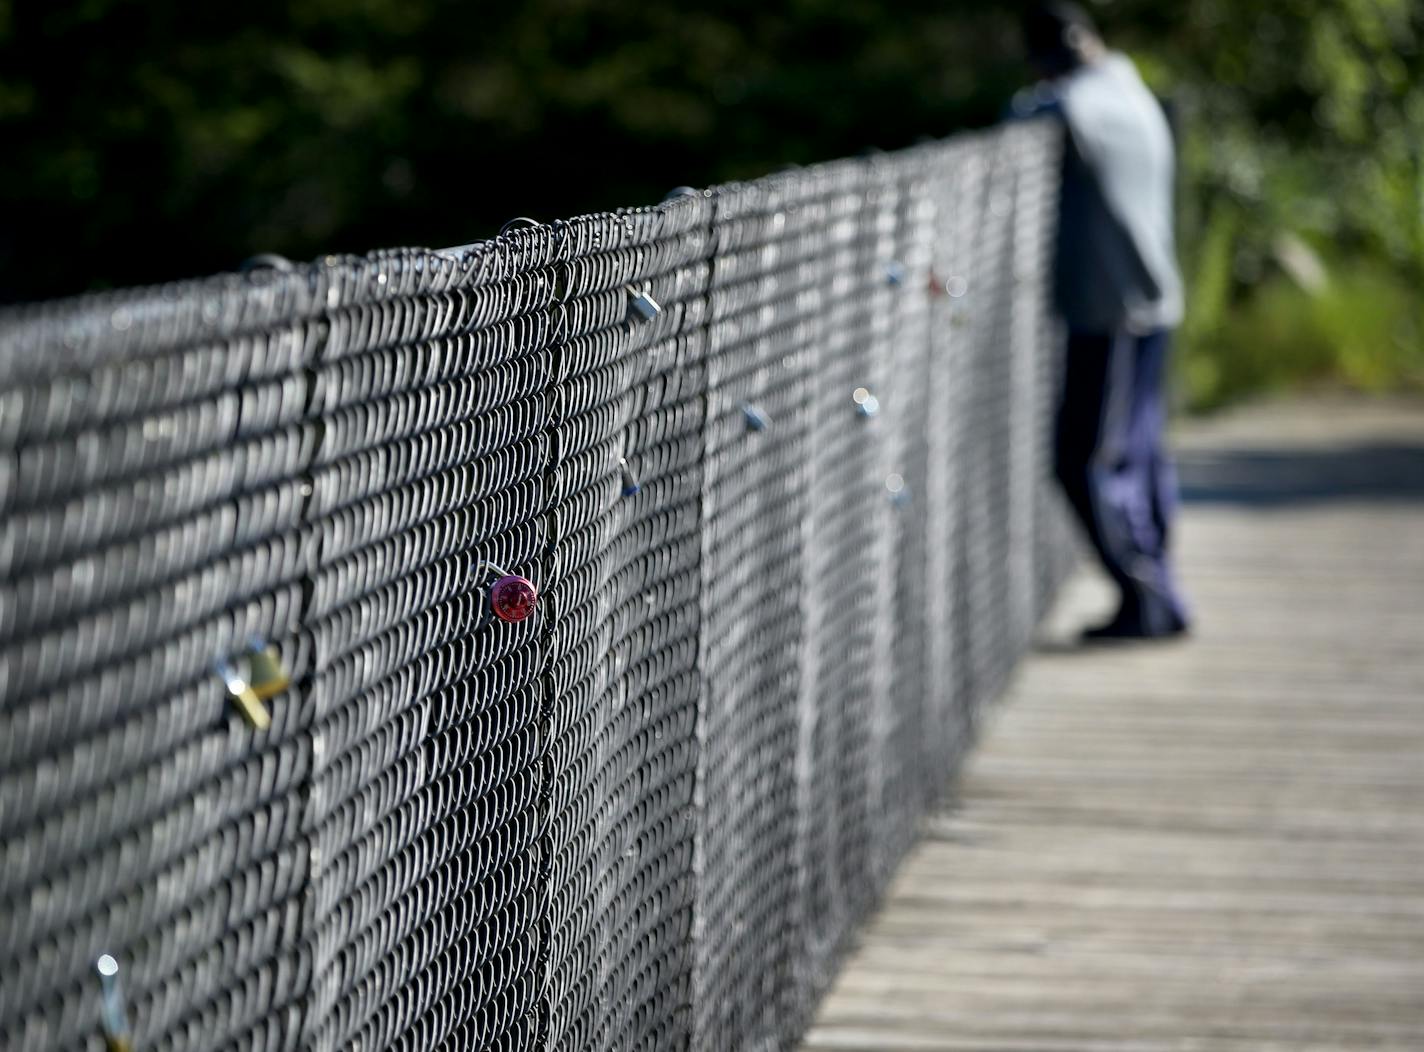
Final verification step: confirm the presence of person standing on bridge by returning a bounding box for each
[1014,1,1191,640]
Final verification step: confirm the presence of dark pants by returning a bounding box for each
[1054,329,1189,634]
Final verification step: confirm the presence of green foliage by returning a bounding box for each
[1181,257,1424,411]
[1089,1,1424,409]
[0,0,1027,300]
[3,0,1422,417]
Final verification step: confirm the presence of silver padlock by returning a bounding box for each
[96,954,133,1052]
[619,456,641,497]
[626,285,663,322]
[740,402,771,432]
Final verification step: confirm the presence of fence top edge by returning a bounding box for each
[0,120,1058,388]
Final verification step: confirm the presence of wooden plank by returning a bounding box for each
[798,400,1424,1051]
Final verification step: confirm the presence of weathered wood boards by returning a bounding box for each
[802,399,1424,1052]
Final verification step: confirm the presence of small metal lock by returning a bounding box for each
[245,639,291,700]
[96,954,133,1052]
[476,561,539,624]
[216,637,290,730]
[853,387,880,418]
[626,285,663,322]
[740,402,771,432]
[619,456,641,497]
[490,575,538,623]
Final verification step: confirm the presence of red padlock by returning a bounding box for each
[490,574,538,623]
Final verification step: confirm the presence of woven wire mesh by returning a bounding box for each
[0,118,1067,1052]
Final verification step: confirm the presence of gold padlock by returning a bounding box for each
[217,659,272,731]
[245,640,291,700]
[217,637,291,729]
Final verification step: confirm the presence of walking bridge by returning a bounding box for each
[3,115,1421,1051]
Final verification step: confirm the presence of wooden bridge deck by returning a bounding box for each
[800,399,1424,1052]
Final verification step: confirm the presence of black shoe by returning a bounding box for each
[1081,611,1189,643]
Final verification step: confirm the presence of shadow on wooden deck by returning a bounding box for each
[799,398,1424,1052]
[1178,442,1424,505]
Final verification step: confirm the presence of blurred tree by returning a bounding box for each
[1108,0,1424,275]
[4,0,1423,414]
[0,0,1026,300]
[1089,0,1424,406]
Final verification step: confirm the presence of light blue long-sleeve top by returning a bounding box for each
[1013,52,1184,334]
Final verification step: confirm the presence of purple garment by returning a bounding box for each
[1054,329,1190,634]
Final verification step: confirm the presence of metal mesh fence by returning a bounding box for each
[0,118,1068,1052]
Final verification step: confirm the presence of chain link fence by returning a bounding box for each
[0,117,1072,1052]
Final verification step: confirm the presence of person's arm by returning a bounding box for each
[1003,82,1064,122]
